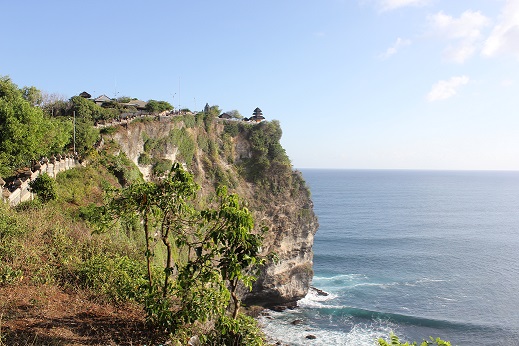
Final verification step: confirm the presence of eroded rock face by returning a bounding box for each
[242,172,318,306]
[109,118,319,306]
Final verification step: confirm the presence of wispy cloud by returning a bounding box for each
[380,37,412,59]
[379,0,430,11]
[482,0,519,59]
[428,10,490,63]
[427,75,470,102]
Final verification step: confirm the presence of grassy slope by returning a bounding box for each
[0,116,304,345]
[0,160,170,345]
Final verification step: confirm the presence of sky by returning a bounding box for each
[2,0,519,170]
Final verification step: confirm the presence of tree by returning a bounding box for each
[70,96,99,121]
[21,86,43,107]
[203,187,266,318]
[146,100,173,114]
[98,163,266,334]
[226,109,243,119]
[0,76,72,176]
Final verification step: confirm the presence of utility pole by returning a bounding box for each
[73,110,76,155]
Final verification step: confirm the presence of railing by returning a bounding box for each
[1,155,83,207]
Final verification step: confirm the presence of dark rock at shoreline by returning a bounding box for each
[310,286,329,296]
[291,319,304,325]
[269,301,297,312]
[306,334,317,339]
[271,305,288,312]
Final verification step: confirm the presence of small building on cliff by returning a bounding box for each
[249,107,265,122]
[219,112,232,119]
[94,95,111,106]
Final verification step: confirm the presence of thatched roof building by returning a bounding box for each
[249,107,265,122]
[219,112,232,119]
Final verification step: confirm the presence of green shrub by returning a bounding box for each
[76,254,147,302]
[152,159,172,176]
[223,122,239,137]
[205,314,267,346]
[197,134,209,153]
[104,152,143,186]
[379,334,452,346]
[169,128,195,166]
[183,114,196,128]
[29,173,57,202]
[55,166,110,205]
[138,152,153,165]
[100,126,118,135]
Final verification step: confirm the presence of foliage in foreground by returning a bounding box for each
[379,333,452,346]
[95,163,268,342]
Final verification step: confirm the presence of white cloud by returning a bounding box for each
[379,0,430,11]
[482,0,519,59]
[427,75,470,102]
[380,37,412,59]
[428,10,490,63]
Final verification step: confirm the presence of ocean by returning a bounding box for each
[259,169,519,346]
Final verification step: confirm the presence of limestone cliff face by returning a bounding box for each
[242,171,318,306]
[106,115,318,306]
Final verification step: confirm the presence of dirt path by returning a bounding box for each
[0,284,165,346]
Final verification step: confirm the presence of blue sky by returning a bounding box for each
[2,0,519,170]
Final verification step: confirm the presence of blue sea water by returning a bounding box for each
[259,169,519,346]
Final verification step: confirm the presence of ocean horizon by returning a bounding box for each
[260,169,519,345]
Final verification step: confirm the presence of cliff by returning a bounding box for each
[105,114,318,306]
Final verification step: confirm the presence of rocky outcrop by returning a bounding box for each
[106,116,318,306]
[242,170,318,306]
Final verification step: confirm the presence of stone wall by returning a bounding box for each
[1,155,82,207]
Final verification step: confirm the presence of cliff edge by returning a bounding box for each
[106,114,318,306]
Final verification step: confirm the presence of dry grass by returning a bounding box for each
[0,284,166,346]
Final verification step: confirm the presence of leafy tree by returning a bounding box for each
[0,76,72,175]
[116,96,132,103]
[44,98,71,117]
[98,164,266,336]
[146,99,173,114]
[226,109,243,119]
[70,96,98,121]
[74,120,99,155]
[202,187,266,318]
[21,86,43,107]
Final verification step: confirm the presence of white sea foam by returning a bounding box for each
[350,281,399,289]
[416,277,447,284]
[435,296,457,302]
[259,313,397,346]
[313,274,368,285]
[297,288,340,309]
